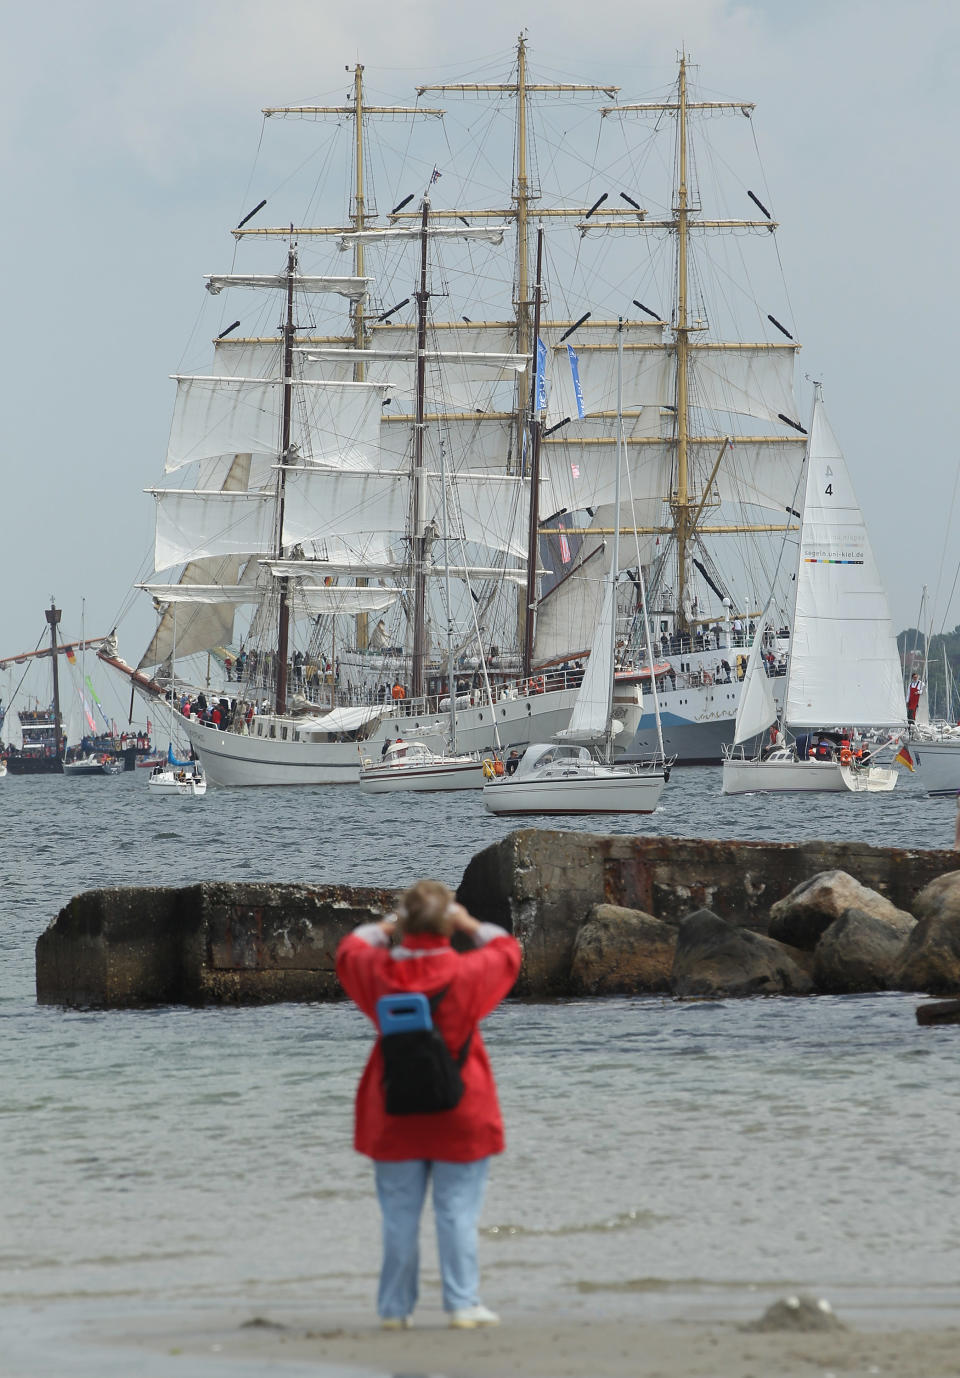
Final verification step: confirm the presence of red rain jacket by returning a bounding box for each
[336,924,521,1162]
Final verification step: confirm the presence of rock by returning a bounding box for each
[893,872,960,994]
[769,870,914,951]
[741,1294,845,1333]
[813,906,916,994]
[911,870,960,923]
[672,909,813,998]
[569,904,677,995]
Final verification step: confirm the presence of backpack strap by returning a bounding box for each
[428,984,473,1068]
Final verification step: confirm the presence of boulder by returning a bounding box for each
[893,872,960,994]
[672,909,813,998]
[813,906,915,994]
[741,1294,845,1333]
[569,904,677,995]
[769,870,913,951]
[911,870,960,924]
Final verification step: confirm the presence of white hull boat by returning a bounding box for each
[148,747,206,795]
[0,760,7,778]
[484,743,665,814]
[176,773,207,797]
[358,740,485,793]
[722,752,897,794]
[901,733,960,793]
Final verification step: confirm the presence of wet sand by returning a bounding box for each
[106,1307,960,1377]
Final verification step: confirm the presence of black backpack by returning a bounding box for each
[376,985,473,1116]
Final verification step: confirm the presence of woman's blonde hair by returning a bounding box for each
[395,879,454,935]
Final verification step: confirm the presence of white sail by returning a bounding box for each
[165,377,388,473]
[139,454,256,668]
[733,608,778,745]
[337,225,510,248]
[688,343,800,425]
[280,468,410,550]
[153,489,274,570]
[539,426,806,518]
[205,273,369,299]
[559,577,616,742]
[785,397,906,730]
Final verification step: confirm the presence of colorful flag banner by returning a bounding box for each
[535,338,548,412]
[566,344,585,418]
[894,744,915,772]
[558,522,571,564]
[65,647,76,665]
[84,675,110,730]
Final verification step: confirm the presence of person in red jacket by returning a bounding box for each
[336,879,521,1331]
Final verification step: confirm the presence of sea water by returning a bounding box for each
[1,769,959,1374]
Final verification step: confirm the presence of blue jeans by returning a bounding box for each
[374,1157,490,1318]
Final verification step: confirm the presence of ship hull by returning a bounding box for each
[182,686,586,787]
[358,759,486,793]
[619,654,788,766]
[905,738,960,793]
[483,769,665,815]
[6,756,64,776]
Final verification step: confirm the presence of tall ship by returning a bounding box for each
[110,39,809,784]
[2,603,142,775]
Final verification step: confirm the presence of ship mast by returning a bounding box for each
[600,59,789,630]
[417,33,624,667]
[274,245,296,713]
[249,79,444,681]
[410,199,431,700]
[674,57,693,625]
[45,599,63,760]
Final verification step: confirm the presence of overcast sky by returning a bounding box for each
[2,0,957,673]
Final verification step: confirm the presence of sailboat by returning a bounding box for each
[722,390,904,794]
[107,42,820,782]
[484,321,670,815]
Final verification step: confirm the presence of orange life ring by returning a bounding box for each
[839,747,852,766]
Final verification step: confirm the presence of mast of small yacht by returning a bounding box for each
[410,199,431,701]
[273,245,296,714]
[45,599,63,760]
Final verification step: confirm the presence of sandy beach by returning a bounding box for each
[97,1307,960,1378]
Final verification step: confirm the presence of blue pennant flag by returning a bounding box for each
[535,337,548,412]
[567,344,585,419]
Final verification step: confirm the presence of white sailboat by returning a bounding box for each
[484,322,669,815]
[722,390,904,794]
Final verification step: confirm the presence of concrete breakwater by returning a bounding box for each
[35,831,960,1007]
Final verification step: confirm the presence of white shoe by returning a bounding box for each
[380,1316,412,1330]
[449,1304,500,1329]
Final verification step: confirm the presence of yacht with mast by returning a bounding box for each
[109,41,809,785]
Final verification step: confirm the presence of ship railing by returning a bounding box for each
[383,666,585,722]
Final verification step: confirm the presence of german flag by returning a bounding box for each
[894,744,915,772]
[64,646,76,665]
